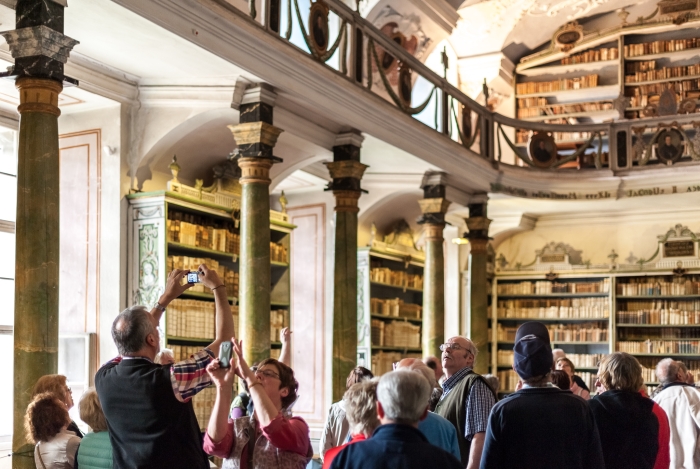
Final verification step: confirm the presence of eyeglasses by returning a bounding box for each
[439,343,470,352]
[255,369,280,380]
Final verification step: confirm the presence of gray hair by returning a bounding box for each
[112,306,154,355]
[344,379,380,437]
[656,358,681,386]
[377,370,430,425]
[464,338,479,359]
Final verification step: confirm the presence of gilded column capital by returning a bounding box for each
[238,157,273,185]
[418,197,451,215]
[228,122,284,148]
[324,160,368,179]
[332,190,361,213]
[16,77,62,116]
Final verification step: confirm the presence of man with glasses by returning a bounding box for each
[96,266,235,469]
[434,337,496,469]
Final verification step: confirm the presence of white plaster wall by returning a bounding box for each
[59,105,122,363]
[496,211,700,268]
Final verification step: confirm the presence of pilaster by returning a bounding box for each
[418,171,451,358]
[326,131,367,401]
[4,1,78,467]
[464,195,491,374]
[228,83,283,365]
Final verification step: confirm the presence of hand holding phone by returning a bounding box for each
[219,340,233,368]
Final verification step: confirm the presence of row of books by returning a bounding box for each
[166,299,238,339]
[170,344,206,361]
[167,219,240,254]
[371,320,421,348]
[625,63,700,84]
[516,75,599,95]
[516,129,593,144]
[516,101,613,118]
[627,80,700,98]
[193,386,216,430]
[370,268,423,290]
[371,351,422,376]
[497,298,610,318]
[517,97,548,108]
[495,323,608,342]
[618,340,700,354]
[370,298,422,319]
[625,60,658,74]
[616,308,700,325]
[624,39,700,57]
[270,243,289,264]
[497,351,604,368]
[498,279,610,294]
[561,47,619,65]
[167,255,239,298]
[270,309,289,342]
[619,327,700,340]
[617,278,700,296]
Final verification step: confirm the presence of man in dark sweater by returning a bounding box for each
[330,370,462,469]
[480,322,604,469]
[95,266,235,469]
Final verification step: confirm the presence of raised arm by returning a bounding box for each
[279,328,292,367]
[205,357,236,455]
[150,269,192,323]
[233,339,280,428]
[197,264,236,357]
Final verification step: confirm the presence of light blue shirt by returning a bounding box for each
[417,411,461,460]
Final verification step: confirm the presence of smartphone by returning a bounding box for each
[219,341,233,368]
[186,272,200,284]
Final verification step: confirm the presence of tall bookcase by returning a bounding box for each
[491,275,612,395]
[493,225,700,396]
[357,221,425,376]
[127,188,294,428]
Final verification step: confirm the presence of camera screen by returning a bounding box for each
[186,272,200,284]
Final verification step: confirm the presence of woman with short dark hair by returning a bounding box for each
[550,370,571,390]
[33,374,84,438]
[556,358,589,399]
[204,339,313,468]
[25,393,81,469]
[589,352,670,469]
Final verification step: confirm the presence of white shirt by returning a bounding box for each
[653,383,700,469]
[319,400,349,460]
[34,428,81,469]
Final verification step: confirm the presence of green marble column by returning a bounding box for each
[2,2,78,466]
[331,190,361,401]
[421,223,446,358]
[228,85,283,365]
[465,200,491,375]
[418,173,451,359]
[12,78,63,469]
[326,133,367,401]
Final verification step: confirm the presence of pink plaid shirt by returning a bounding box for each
[111,349,213,402]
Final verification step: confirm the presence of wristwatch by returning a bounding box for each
[153,302,166,313]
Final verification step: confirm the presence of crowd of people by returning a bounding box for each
[21,266,700,469]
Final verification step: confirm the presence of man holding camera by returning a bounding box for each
[95,265,235,469]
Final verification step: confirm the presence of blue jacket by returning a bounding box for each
[418,412,461,460]
[329,423,463,469]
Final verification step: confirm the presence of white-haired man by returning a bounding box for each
[329,371,462,469]
[653,357,700,469]
[396,358,460,460]
[435,336,497,468]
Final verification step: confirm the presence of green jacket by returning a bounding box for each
[77,431,113,469]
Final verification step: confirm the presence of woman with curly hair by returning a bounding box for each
[25,392,81,469]
[33,374,84,438]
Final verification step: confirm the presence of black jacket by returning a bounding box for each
[329,424,462,469]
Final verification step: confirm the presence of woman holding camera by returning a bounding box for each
[203,338,313,468]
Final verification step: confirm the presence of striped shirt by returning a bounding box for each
[441,367,496,441]
[111,349,213,403]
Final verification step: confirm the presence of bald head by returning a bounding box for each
[396,359,438,389]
